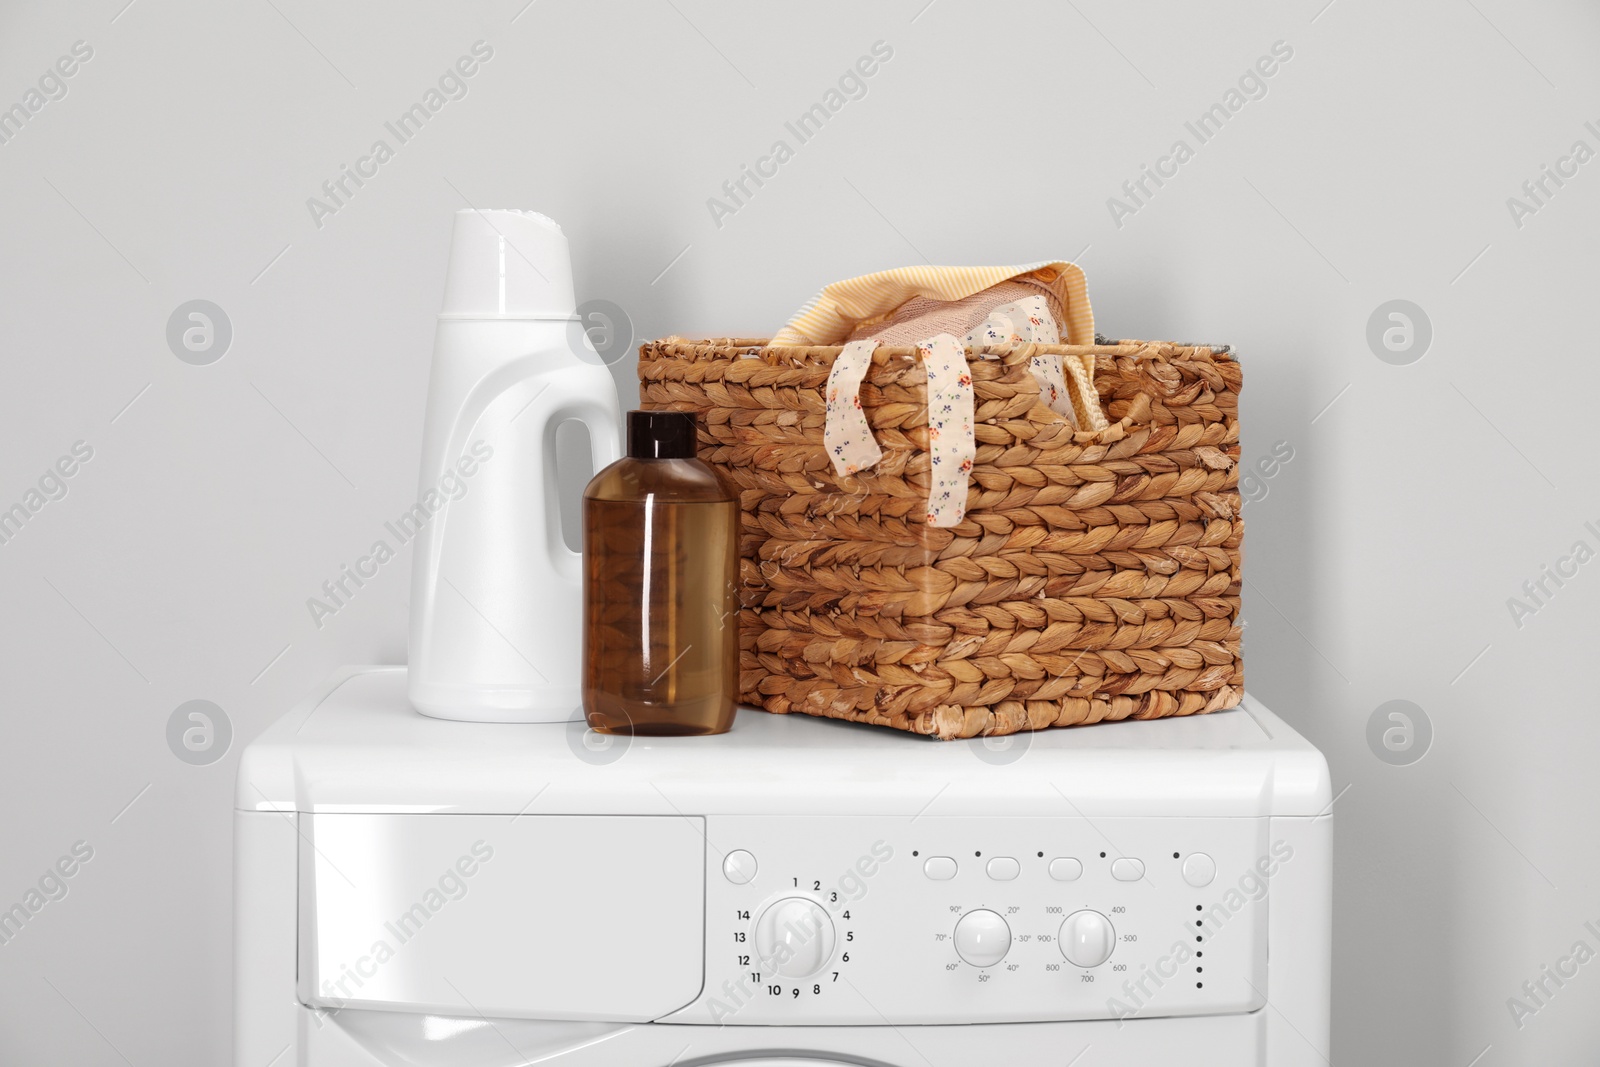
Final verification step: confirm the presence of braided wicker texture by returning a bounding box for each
[637,337,1243,739]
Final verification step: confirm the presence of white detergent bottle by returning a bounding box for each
[408,209,623,722]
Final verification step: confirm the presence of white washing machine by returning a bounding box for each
[234,666,1331,1066]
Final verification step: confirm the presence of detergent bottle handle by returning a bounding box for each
[536,372,624,585]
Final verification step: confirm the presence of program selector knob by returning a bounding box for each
[952,909,1012,968]
[1059,909,1116,968]
[753,897,836,978]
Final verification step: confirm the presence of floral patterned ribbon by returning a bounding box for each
[919,334,976,527]
[822,298,1087,527]
[824,340,883,478]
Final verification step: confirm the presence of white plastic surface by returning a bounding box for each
[243,668,1333,818]
[234,667,1331,1061]
[232,812,298,1067]
[677,814,1266,1025]
[297,812,705,1020]
[304,1004,1267,1066]
[407,212,623,723]
[1265,815,1335,1066]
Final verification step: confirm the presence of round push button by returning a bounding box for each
[1059,910,1116,968]
[723,850,758,884]
[953,909,1011,968]
[1181,852,1216,887]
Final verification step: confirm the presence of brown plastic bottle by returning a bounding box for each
[582,411,738,735]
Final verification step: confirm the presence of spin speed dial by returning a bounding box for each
[1059,909,1116,968]
[753,897,837,978]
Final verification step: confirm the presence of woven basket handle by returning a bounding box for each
[1020,347,1108,433]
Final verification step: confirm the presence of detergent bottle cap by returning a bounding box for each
[438,208,577,320]
[626,411,697,459]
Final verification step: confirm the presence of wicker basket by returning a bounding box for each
[637,336,1243,739]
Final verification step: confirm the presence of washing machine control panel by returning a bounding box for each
[662,814,1276,1026]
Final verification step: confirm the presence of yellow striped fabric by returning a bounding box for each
[771,261,1094,347]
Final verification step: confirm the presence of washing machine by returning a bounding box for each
[234,666,1331,1066]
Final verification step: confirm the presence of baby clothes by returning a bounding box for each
[773,262,1095,350]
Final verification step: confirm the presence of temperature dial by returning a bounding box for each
[1059,909,1116,968]
[753,897,836,978]
[952,909,1011,967]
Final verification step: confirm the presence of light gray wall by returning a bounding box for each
[2,0,1597,1063]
